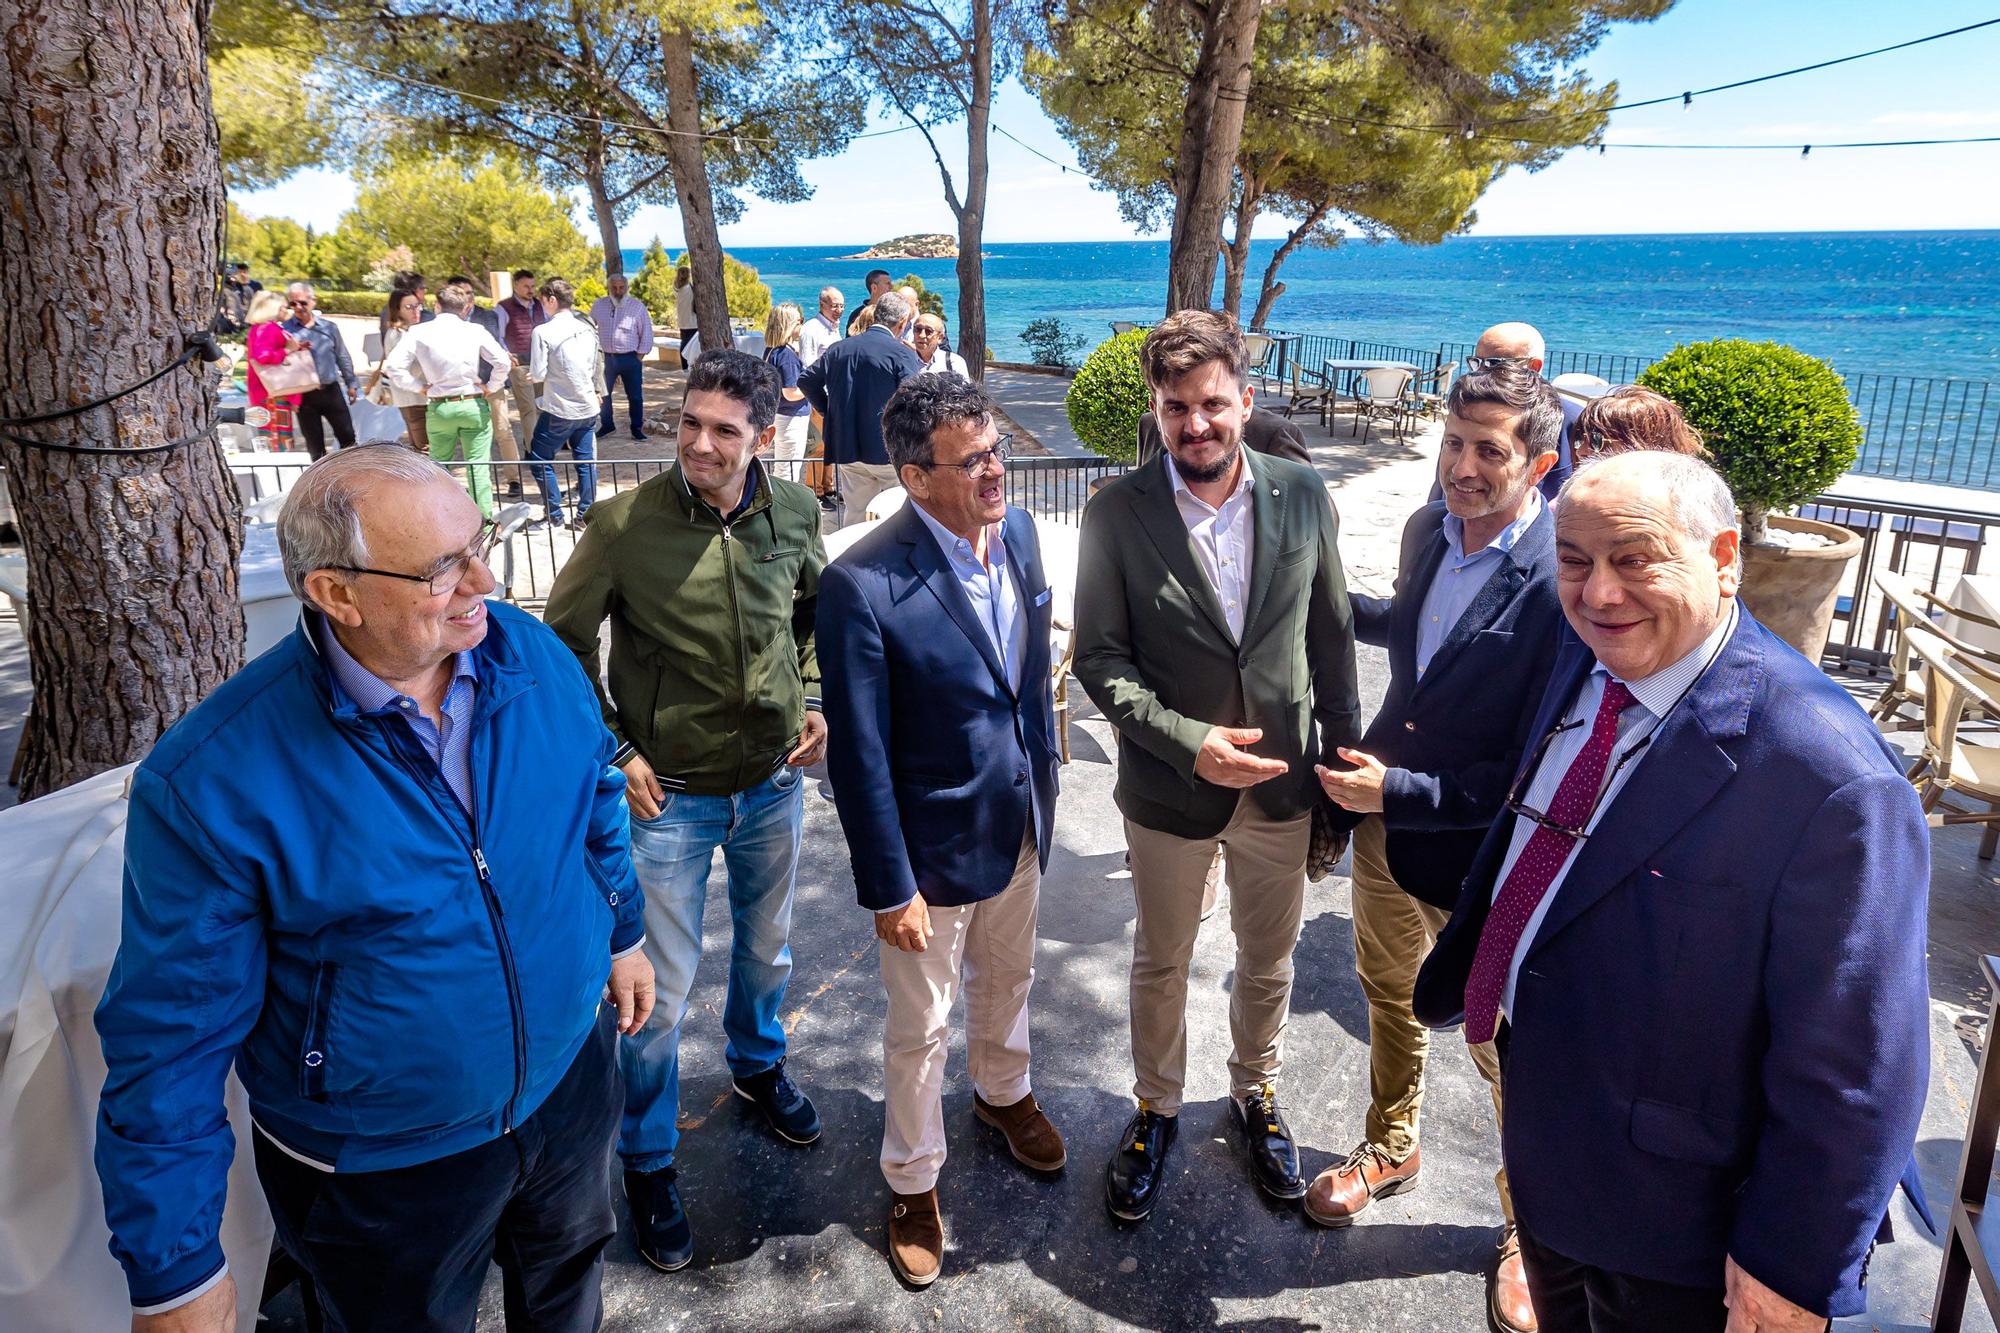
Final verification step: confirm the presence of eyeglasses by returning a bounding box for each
[332,520,499,596]
[1464,355,1531,374]
[1503,716,1652,842]
[288,298,312,308]
[920,434,1011,479]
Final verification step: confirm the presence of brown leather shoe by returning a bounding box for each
[887,1188,943,1286]
[1303,1142,1421,1227]
[1490,1224,1538,1333]
[974,1091,1067,1172]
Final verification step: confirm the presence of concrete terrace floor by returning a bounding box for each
[2,367,1995,1329]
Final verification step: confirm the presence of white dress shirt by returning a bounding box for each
[589,295,653,354]
[800,313,839,367]
[1494,602,1740,1020]
[530,310,603,421]
[920,347,971,378]
[382,311,510,399]
[1167,447,1257,642]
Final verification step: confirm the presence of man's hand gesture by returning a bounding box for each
[1194,726,1290,789]
[620,751,666,820]
[876,896,933,952]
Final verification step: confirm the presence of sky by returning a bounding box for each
[239,0,2000,246]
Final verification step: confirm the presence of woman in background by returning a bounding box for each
[244,289,301,450]
[762,302,810,468]
[375,287,431,453]
[674,267,696,356]
[1571,384,1706,461]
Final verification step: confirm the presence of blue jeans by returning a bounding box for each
[620,764,804,1171]
[600,351,645,434]
[528,413,598,522]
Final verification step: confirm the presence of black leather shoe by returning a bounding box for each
[1105,1102,1178,1222]
[733,1060,822,1145]
[624,1166,693,1272]
[1230,1083,1306,1200]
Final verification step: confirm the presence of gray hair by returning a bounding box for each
[873,292,912,330]
[285,281,315,298]
[277,445,453,603]
[1559,450,1742,577]
[818,285,844,308]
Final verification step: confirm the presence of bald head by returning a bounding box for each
[1476,322,1547,371]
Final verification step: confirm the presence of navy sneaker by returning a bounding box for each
[732,1060,822,1145]
[624,1166,694,1272]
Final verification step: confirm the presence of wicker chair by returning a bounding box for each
[1908,629,2000,858]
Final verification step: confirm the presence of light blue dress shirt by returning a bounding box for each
[319,615,479,814]
[1414,491,1542,676]
[912,502,1027,694]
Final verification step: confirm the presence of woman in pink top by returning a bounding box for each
[244,288,302,449]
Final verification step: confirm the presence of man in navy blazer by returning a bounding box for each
[799,290,924,524]
[1414,450,1930,1331]
[819,373,1065,1289]
[1311,365,1566,1333]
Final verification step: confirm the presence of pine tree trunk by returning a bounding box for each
[0,0,241,799]
[1249,200,1335,330]
[955,0,994,383]
[582,138,625,277]
[1221,175,1264,320]
[1164,0,1261,314]
[660,23,732,350]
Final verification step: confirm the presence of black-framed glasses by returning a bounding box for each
[920,434,1011,478]
[1504,716,1653,842]
[332,520,499,596]
[1464,355,1531,374]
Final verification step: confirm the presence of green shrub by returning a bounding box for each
[895,273,946,319]
[671,248,773,325]
[1021,317,1085,369]
[1066,330,1151,463]
[1637,338,1860,543]
[308,289,494,318]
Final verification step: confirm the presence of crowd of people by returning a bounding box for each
[96,297,1934,1333]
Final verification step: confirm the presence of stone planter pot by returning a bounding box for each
[1737,513,1863,663]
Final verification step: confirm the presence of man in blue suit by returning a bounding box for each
[1415,450,1930,1331]
[1311,365,1567,1333]
[819,373,1065,1289]
[799,290,924,524]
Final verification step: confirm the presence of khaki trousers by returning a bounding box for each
[1351,814,1512,1222]
[1126,794,1310,1114]
[485,388,523,488]
[878,830,1041,1194]
[838,461,898,527]
[507,363,540,444]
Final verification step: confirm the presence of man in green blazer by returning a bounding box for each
[1075,310,1361,1224]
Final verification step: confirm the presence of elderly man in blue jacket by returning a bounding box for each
[95,445,654,1333]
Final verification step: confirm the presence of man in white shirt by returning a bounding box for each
[590,273,654,440]
[894,286,923,347]
[799,287,843,368]
[383,279,512,517]
[912,314,969,378]
[526,278,605,531]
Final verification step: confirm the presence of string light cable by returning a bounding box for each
[0,333,230,456]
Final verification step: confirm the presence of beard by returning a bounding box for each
[1170,439,1241,486]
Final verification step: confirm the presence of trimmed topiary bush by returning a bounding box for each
[1066,330,1150,463]
[1637,338,1860,545]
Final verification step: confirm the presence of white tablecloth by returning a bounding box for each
[1948,574,2000,653]
[679,330,766,362]
[0,765,272,1332]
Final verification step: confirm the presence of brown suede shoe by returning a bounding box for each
[887,1188,943,1286]
[1490,1224,1538,1333]
[1303,1142,1421,1227]
[974,1091,1068,1172]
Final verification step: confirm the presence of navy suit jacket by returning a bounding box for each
[1338,501,1561,907]
[798,326,923,466]
[817,503,1059,912]
[1414,612,1930,1318]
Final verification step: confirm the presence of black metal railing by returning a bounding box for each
[1801,490,1992,670]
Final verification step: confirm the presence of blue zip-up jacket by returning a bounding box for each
[92,602,643,1309]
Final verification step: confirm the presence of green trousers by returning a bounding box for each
[426,396,494,517]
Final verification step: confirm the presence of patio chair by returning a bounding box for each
[1279,360,1336,429]
[1353,366,1416,443]
[1872,572,2000,729]
[1407,361,1458,419]
[1245,333,1278,392]
[1908,630,2000,858]
[1110,321,1139,337]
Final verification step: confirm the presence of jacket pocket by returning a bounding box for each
[300,961,337,1102]
[582,854,626,912]
[1629,1097,1746,1168]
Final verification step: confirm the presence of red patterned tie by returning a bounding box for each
[1463,679,1636,1044]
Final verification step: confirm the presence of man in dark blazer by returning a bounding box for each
[1310,364,1565,1333]
[1074,310,1361,1223]
[819,373,1065,1289]
[1415,450,1930,1332]
[799,290,923,524]
[1136,404,1312,468]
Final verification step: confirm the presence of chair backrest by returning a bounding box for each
[1427,360,1459,391]
[1110,321,1138,336]
[363,331,384,365]
[1360,367,1414,402]
[1245,333,1274,369]
[1911,629,2000,789]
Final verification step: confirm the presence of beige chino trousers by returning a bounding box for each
[878,830,1041,1194]
[1350,814,1512,1222]
[1125,793,1310,1114]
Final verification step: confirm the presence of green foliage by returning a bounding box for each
[226,202,333,284]
[1065,331,1151,462]
[895,273,946,319]
[574,273,609,308]
[209,0,343,188]
[632,239,678,314]
[309,290,403,317]
[672,249,772,324]
[1021,318,1086,369]
[1638,339,1861,530]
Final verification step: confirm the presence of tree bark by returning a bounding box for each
[1248,198,1334,330]
[659,22,732,350]
[582,132,624,277]
[954,0,994,383]
[1164,0,1262,314]
[1221,172,1264,319]
[0,0,241,799]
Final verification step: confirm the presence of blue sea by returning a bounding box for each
[625,231,2000,379]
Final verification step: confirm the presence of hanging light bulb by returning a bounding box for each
[1682,91,1693,110]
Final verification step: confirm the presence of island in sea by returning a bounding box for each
[835,233,959,260]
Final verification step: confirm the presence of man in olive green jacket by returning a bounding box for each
[1075,311,1360,1226]
[543,349,826,1273]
